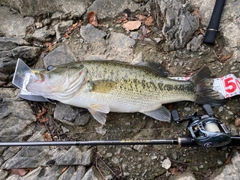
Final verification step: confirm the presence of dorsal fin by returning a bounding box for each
[134,61,169,77]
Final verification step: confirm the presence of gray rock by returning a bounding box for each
[2,146,21,161]
[0,169,8,180]
[30,26,56,42]
[55,20,73,40]
[58,167,74,180]
[81,167,101,180]
[212,152,240,180]
[0,88,36,144]
[80,24,107,43]
[43,45,77,67]
[0,37,29,51]
[22,166,64,180]
[58,166,76,180]
[54,102,90,126]
[81,149,95,166]
[130,32,140,40]
[109,32,135,50]
[88,0,140,19]
[157,0,199,50]
[10,46,41,60]
[169,171,196,180]
[107,32,136,62]
[186,35,203,52]
[53,147,94,166]
[70,166,86,180]
[5,174,19,180]
[0,57,17,75]
[1,131,50,169]
[0,0,88,18]
[0,6,34,38]
[0,44,40,85]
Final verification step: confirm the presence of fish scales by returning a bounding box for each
[78,61,195,110]
[26,60,225,124]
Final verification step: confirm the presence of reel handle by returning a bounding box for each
[203,104,214,117]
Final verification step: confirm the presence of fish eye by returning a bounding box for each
[47,65,54,71]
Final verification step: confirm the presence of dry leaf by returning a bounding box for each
[193,8,201,19]
[219,53,233,62]
[87,11,98,27]
[122,20,141,31]
[72,22,79,29]
[61,167,68,173]
[11,168,28,176]
[169,168,179,176]
[43,131,52,141]
[137,14,147,21]
[145,16,153,26]
[225,155,232,164]
[39,116,49,123]
[44,42,53,52]
[36,106,46,119]
[64,32,69,39]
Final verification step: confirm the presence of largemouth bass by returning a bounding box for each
[26,61,225,124]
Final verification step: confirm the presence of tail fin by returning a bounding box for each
[190,66,226,106]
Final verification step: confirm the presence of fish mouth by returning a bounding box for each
[26,67,88,101]
[26,72,48,94]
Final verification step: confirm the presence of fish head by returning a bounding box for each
[26,64,87,100]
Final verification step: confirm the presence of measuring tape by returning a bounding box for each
[170,74,240,99]
[213,74,240,98]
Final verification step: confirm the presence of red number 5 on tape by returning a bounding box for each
[221,75,240,98]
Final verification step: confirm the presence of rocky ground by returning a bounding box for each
[0,0,240,179]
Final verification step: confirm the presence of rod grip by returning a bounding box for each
[203,0,226,44]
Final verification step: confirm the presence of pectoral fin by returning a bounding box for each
[88,104,110,124]
[141,106,171,122]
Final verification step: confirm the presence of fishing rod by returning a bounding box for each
[203,0,226,44]
[1,104,240,148]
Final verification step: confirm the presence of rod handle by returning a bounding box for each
[203,0,226,44]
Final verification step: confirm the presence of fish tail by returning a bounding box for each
[191,66,226,106]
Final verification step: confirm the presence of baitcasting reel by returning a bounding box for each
[171,104,231,148]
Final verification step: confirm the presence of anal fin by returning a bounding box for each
[88,104,110,124]
[141,106,171,122]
